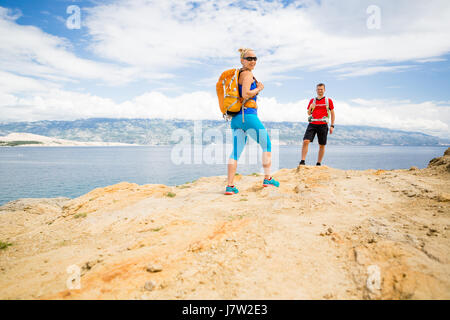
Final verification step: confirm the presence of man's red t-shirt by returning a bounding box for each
[307,97,334,125]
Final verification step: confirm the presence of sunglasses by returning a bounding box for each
[243,56,258,61]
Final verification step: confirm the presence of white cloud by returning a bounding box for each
[0,7,172,86]
[83,0,450,79]
[258,97,450,139]
[1,88,449,138]
[333,65,415,78]
[0,89,118,122]
[1,0,450,89]
[0,71,57,94]
[416,58,447,63]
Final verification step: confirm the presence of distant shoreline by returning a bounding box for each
[0,144,143,147]
[0,132,138,147]
[1,143,449,148]
[1,132,449,148]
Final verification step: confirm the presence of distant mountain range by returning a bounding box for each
[0,118,447,146]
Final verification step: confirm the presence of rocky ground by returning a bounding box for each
[0,149,449,300]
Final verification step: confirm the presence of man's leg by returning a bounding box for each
[301,139,310,161]
[318,144,326,164]
[317,124,328,165]
[301,124,315,165]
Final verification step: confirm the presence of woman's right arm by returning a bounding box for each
[241,72,262,99]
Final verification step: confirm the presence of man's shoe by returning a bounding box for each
[263,177,280,187]
[299,160,306,166]
[225,185,239,195]
[316,162,321,166]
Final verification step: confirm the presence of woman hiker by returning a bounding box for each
[225,48,280,195]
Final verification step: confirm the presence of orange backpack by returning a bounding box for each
[216,68,242,116]
[216,68,257,120]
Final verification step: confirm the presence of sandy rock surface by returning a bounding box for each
[0,149,449,300]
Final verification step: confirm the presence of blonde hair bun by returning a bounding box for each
[238,47,254,58]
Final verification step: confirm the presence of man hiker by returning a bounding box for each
[299,83,335,166]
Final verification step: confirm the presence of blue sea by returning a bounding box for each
[0,145,447,206]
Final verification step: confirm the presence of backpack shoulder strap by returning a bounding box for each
[238,68,255,80]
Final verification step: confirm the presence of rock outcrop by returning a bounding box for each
[428,147,450,173]
[0,149,449,299]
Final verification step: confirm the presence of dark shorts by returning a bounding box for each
[303,123,329,145]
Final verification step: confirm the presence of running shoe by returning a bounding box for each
[263,177,280,187]
[225,185,239,195]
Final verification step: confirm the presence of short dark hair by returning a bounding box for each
[317,83,325,88]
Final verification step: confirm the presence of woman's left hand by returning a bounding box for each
[256,81,264,92]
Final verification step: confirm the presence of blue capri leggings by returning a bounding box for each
[229,113,272,161]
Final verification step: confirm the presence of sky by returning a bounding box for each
[0,0,450,138]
